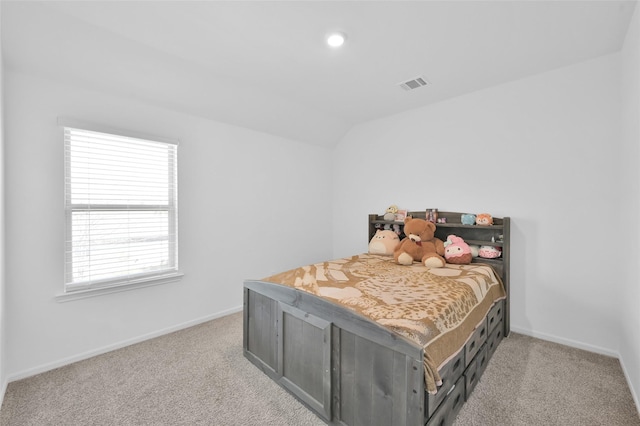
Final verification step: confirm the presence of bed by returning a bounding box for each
[243,211,510,426]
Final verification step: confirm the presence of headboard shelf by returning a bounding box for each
[436,223,504,229]
[460,239,504,247]
[369,212,508,246]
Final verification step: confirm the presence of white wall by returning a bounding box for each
[620,3,640,411]
[0,2,7,401]
[333,53,624,357]
[3,70,333,380]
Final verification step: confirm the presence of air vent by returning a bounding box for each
[398,76,430,91]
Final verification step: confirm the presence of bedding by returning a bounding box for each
[262,253,506,394]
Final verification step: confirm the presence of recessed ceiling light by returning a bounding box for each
[326,32,346,48]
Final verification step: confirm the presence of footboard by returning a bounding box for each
[244,280,426,426]
[244,280,505,426]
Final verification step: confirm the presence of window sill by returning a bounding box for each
[55,271,184,303]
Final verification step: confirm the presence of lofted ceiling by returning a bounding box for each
[2,1,637,147]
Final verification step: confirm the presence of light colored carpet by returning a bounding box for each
[1,312,638,425]
[454,332,640,425]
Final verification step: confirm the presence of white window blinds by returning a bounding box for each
[64,126,178,292]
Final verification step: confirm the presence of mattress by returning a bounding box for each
[262,253,506,394]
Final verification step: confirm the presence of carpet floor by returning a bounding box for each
[1,312,638,425]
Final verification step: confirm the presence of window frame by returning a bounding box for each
[58,118,182,301]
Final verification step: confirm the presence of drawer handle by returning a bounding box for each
[446,383,456,396]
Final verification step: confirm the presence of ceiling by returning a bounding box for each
[2,1,637,147]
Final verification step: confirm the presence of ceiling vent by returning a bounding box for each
[398,76,430,91]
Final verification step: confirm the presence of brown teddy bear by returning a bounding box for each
[394,216,446,268]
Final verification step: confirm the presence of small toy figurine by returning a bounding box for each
[384,205,398,221]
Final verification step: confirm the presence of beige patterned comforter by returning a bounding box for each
[262,253,506,394]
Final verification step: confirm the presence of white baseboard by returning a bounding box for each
[619,352,640,418]
[0,377,7,412]
[509,325,619,358]
[6,306,243,383]
[510,326,639,416]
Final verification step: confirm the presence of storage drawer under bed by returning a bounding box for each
[487,300,505,334]
[426,349,465,417]
[463,319,505,401]
[487,320,504,359]
[426,300,504,420]
[426,375,466,426]
[464,342,487,400]
[465,318,488,365]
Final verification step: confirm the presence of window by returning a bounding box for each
[63,123,179,294]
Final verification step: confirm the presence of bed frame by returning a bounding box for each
[243,211,510,426]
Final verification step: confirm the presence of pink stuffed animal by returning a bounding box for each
[444,235,472,265]
[479,245,502,259]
